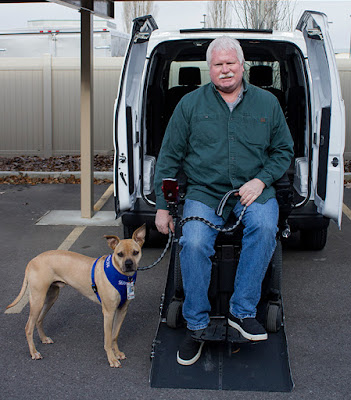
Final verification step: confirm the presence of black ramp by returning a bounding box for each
[222,328,292,391]
[150,323,293,392]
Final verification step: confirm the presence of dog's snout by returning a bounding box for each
[124,259,135,271]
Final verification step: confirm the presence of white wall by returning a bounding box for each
[0,55,123,156]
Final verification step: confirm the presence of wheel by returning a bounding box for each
[124,224,150,242]
[270,240,282,293]
[300,227,328,250]
[265,303,282,333]
[261,240,282,300]
[166,300,183,328]
[123,224,137,239]
[174,243,183,293]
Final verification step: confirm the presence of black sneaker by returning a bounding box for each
[177,329,205,366]
[228,314,268,341]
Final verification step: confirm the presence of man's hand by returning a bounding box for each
[237,178,265,206]
[155,209,175,235]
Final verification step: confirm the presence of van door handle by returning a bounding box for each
[331,157,339,167]
[119,154,127,163]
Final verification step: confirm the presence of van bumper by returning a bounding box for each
[121,199,330,232]
[288,202,330,231]
[121,199,157,228]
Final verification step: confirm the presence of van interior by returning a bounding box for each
[143,38,310,204]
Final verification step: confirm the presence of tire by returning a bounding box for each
[266,303,282,333]
[166,300,183,329]
[300,227,328,251]
[174,243,183,293]
[123,224,137,239]
[261,240,282,300]
[270,240,283,293]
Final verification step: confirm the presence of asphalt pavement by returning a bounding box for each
[0,183,350,400]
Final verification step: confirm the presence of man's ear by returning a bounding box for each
[132,224,146,248]
[104,235,120,250]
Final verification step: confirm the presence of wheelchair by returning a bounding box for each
[162,174,293,343]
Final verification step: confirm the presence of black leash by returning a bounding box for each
[137,230,174,271]
[138,189,245,271]
[179,205,247,232]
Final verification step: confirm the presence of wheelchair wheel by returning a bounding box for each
[166,300,183,329]
[174,242,183,293]
[266,302,282,333]
[270,240,282,293]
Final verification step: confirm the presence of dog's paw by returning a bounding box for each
[41,336,54,344]
[108,358,122,368]
[31,352,43,360]
[115,351,126,360]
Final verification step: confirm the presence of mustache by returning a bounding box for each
[219,72,235,79]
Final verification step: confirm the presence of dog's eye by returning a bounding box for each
[133,250,139,256]
[117,252,124,257]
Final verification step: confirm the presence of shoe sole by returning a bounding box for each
[228,319,268,341]
[176,342,204,366]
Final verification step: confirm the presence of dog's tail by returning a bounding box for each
[5,273,29,314]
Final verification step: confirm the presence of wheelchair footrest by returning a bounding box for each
[195,318,250,343]
[227,326,250,343]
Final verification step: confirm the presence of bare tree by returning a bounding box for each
[231,0,296,31]
[122,1,157,33]
[207,0,232,28]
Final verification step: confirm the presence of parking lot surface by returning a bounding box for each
[1,183,350,400]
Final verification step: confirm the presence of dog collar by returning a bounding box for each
[91,255,137,308]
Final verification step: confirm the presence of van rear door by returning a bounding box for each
[113,16,158,218]
[296,11,345,228]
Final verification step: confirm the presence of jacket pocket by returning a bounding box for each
[239,114,270,146]
[191,113,223,144]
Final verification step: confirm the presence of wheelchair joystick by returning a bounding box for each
[162,178,179,218]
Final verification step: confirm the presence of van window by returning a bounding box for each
[168,61,210,89]
[244,61,282,90]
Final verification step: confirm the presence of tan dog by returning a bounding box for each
[5,225,146,368]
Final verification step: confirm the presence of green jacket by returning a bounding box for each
[155,81,294,221]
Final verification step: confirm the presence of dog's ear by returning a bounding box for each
[104,235,120,250]
[132,224,146,248]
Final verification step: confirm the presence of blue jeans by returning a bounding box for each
[179,198,278,331]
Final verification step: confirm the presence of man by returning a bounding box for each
[154,36,294,366]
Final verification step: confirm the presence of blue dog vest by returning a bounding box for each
[91,255,137,308]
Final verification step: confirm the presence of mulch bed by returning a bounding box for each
[0,155,350,185]
[0,155,113,185]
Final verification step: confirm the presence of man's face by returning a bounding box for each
[209,48,244,94]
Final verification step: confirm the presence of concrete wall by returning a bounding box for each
[0,55,123,156]
[0,56,350,159]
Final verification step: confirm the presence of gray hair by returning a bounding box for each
[206,36,245,67]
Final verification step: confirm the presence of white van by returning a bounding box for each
[113,11,345,250]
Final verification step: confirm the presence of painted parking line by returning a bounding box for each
[343,203,351,221]
[57,184,114,251]
[57,226,86,251]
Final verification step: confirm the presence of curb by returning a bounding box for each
[1,170,350,182]
[0,171,113,180]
